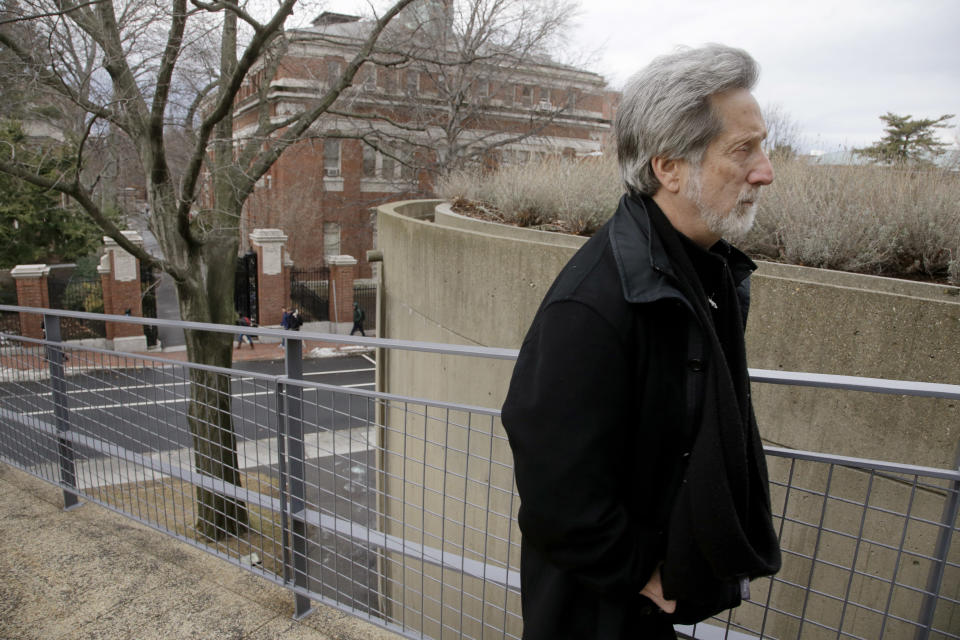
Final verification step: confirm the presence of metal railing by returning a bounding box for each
[0,305,957,640]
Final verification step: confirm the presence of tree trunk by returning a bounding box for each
[178,235,250,540]
[186,330,249,540]
[179,0,250,542]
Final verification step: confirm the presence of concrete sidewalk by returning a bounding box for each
[0,336,374,376]
[0,464,401,640]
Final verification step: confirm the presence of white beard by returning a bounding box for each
[684,170,760,242]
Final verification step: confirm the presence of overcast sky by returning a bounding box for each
[567,0,960,153]
[316,0,960,153]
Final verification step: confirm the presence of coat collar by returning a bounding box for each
[608,193,756,305]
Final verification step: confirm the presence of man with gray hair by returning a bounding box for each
[501,44,781,639]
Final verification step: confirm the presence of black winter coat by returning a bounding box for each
[501,194,757,639]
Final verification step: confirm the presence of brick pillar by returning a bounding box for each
[250,228,289,326]
[327,255,357,330]
[102,231,147,351]
[11,264,50,339]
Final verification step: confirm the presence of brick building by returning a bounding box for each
[236,9,617,278]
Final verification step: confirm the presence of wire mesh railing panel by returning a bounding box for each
[374,399,523,640]
[0,346,58,475]
[287,380,383,614]
[1,307,959,640]
[0,334,288,587]
[689,456,960,640]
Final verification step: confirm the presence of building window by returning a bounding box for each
[405,70,419,95]
[360,64,376,90]
[323,222,341,258]
[476,79,489,99]
[327,59,343,86]
[538,88,553,109]
[323,139,340,177]
[381,151,395,179]
[517,84,533,106]
[400,143,416,181]
[362,144,377,177]
[379,68,396,93]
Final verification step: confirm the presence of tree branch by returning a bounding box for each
[0,157,177,277]
[176,0,298,222]
[0,0,103,26]
[237,0,420,187]
[189,0,264,33]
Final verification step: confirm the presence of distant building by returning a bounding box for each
[235,10,617,277]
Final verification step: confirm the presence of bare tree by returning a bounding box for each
[761,103,804,159]
[373,0,585,174]
[0,0,417,540]
[259,0,598,183]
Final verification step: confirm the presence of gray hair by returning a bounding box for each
[615,44,759,196]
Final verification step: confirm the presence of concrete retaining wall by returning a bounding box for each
[375,199,960,638]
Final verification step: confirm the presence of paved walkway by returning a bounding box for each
[0,462,400,640]
[0,336,373,373]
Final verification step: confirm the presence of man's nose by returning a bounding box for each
[749,151,774,186]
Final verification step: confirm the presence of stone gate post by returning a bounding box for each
[100,231,147,352]
[249,229,289,326]
[326,255,356,332]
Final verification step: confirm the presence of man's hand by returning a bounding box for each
[640,566,677,614]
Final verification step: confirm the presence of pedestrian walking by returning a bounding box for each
[235,315,255,349]
[350,301,366,336]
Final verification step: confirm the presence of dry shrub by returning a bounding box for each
[439,154,960,284]
[745,160,960,283]
[438,154,622,235]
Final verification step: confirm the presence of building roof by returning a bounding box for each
[311,12,361,27]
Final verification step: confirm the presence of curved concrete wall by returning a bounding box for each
[380,200,960,466]
[375,199,960,638]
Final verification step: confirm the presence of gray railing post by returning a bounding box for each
[915,443,960,640]
[283,337,312,619]
[43,313,79,510]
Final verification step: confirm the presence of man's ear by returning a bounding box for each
[651,156,684,194]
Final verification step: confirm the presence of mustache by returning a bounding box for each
[738,187,762,205]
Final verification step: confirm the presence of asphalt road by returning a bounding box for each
[0,355,376,466]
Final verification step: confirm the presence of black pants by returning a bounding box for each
[350,322,365,336]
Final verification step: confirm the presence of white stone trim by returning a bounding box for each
[325,255,357,267]
[103,232,143,283]
[249,228,288,276]
[249,228,289,244]
[113,335,149,353]
[11,264,50,279]
[97,254,111,275]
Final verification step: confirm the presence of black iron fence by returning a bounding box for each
[0,271,17,336]
[140,267,160,348]
[353,282,376,333]
[46,264,105,340]
[235,252,258,325]
[291,266,330,322]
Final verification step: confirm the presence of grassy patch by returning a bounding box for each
[95,470,287,577]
